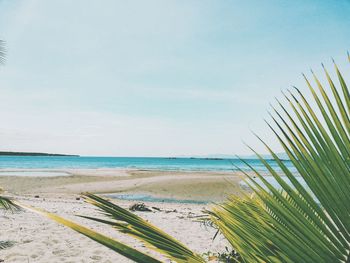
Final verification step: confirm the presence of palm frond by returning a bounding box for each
[209,59,350,262]
[0,195,20,211]
[17,202,162,263]
[81,193,205,263]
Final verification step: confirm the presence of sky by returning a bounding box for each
[0,0,349,157]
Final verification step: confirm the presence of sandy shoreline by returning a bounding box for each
[0,168,246,202]
[0,169,244,262]
[1,195,228,262]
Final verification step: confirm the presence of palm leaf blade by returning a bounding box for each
[82,193,205,263]
[17,203,162,263]
[0,195,20,211]
[210,59,350,262]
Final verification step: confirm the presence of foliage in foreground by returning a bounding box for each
[207,57,350,262]
[18,56,350,262]
[0,193,19,211]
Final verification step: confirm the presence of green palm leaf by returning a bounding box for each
[210,58,350,262]
[0,195,19,211]
[80,193,205,263]
[0,187,20,211]
[17,202,162,263]
[18,195,204,263]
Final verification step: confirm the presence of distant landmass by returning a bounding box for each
[177,152,289,160]
[0,151,79,157]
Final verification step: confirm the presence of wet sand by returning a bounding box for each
[0,168,246,202]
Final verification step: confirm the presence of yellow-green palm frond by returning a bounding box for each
[18,195,204,263]
[0,195,20,211]
[80,193,205,263]
[209,195,282,263]
[210,58,350,262]
[17,202,162,263]
[0,187,20,211]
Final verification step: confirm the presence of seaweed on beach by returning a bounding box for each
[129,203,152,212]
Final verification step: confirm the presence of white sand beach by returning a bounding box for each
[0,169,241,262]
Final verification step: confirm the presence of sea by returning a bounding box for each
[0,156,305,203]
[0,156,295,173]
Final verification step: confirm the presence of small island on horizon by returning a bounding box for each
[0,151,79,157]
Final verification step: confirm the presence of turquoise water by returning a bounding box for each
[0,156,295,172]
[0,156,302,204]
[104,194,209,204]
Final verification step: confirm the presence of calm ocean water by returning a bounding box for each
[0,156,303,203]
[0,156,295,173]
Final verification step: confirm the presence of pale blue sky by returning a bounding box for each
[0,0,349,156]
